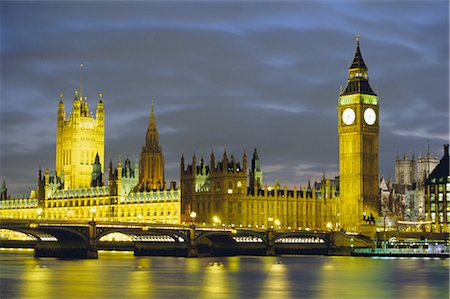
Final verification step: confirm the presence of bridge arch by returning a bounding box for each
[96,228,188,243]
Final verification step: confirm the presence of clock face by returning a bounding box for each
[364,108,376,125]
[342,108,355,125]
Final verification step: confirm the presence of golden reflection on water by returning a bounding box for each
[260,260,292,299]
[129,258,153,298]
[317,256,449,299]
[21,259,51,298]
[201,261,229,299]
[1,251,447,299]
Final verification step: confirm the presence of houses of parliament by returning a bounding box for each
[1,39,448,233]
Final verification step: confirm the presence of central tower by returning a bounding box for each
[338,37,380,230]
[138,101,165,190]
[55,66,104,190]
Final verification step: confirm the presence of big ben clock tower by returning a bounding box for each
[338,36,380,231]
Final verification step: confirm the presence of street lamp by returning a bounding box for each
[326,222,333,231]
[274,219,281,229]
[36,208,43,220]
[190,211,197,227]
[89,207,96,222]
[268,217,274,229]
[213,216,220,226]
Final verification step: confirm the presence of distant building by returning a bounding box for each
[395,151,438,185]
[391,148,439,223]
[425,144,449,232]
[181,149,341,230]
[379,177,406,221]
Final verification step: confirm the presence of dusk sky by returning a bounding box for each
[1,1,449,196]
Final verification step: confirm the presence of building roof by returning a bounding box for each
[350,39,367,69]
[341,80,376,96]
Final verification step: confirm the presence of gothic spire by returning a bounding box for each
[341,35,376,96]
[150,99,155,126]
[350,34,367,70]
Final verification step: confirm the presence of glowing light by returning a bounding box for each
[0,229,37,241]
[99,232,133,242]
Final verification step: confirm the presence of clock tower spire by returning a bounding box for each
[338,36,380,231]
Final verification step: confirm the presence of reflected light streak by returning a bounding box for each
[129,259,153,298]
[201,261,229,299]
[260,261,292,299]
[20,260,51,298]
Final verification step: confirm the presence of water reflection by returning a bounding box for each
[202,261,228,299]
[0,251,448,299]
[21,259,51,298]
[260,260,291,299]
[128,258,153,298]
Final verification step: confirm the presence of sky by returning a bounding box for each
[1,1,449,196]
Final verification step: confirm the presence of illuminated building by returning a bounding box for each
[56,68,105,189]
[137,101,165,191]
[425,144,449,232]
[338,36,380,231]
[180,149,341,230]
[0,75,180,224]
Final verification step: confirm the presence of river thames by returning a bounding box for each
[1,250,448,299]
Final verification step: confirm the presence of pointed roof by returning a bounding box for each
[150,100,155,126]
[349,36,367,69]
[341,35,376,96]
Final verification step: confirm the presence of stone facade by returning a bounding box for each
[56,91,104,189]
[181,150,341,231]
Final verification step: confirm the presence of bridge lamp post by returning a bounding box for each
[89,207,97,222]
[326,222,333,232]
[36,208,43,220]
[190,211,197,227]
[274,219,281,229]
[268,217,274,229]
[213,216,220,226]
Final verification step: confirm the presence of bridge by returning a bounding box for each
[0,219,365,259]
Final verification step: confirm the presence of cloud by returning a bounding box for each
[1,1,448,196]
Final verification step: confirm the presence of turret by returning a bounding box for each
[72,90,81,124]
[249,148,263,192]
[117,158,122,196]
[192,153,197,174]
[222,149,228,173]
[242,151,248,173]
[81,96,89,116]
[58,94,65,123]
[210,151,216,171]
[180,154,185,173]
[96,93,104,126]
[91,153,103,187]
[0,179,7,200]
